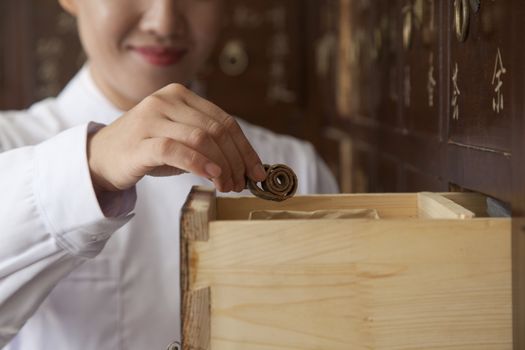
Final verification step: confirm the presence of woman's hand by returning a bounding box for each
[87,83,267,193]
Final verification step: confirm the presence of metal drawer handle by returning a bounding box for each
[219,39,249,77]
[454,0,470,42]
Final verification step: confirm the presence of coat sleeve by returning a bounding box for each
[0,123,136,347]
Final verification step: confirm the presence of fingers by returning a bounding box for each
[90,84,264,194]
[217,115,267,183]
[156,85,267,185]
[149,118,234,192]
[139,137,231,192]
[158,103,247,191]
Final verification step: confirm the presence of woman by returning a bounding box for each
[0,0,338,348]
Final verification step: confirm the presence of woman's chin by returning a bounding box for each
[136,73,191,91]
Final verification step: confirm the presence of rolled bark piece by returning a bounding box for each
[247,164,298,202]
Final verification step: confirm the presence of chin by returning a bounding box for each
[118,69,195,102]
[146,71,193,87]
[128,81,184,102]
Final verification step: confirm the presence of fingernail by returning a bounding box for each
[205,163,222,178]
[253,164,266,181]
[224,179,234,192]
[235,182,245,192]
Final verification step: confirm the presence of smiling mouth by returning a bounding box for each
[131,46,188,67]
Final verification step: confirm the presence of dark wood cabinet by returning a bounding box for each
[331,0,524,346]
[401,0,441,137]
[198,1,308,137]
[0,0,83,111]
[333,0,520,202]
[445,0,514,201]
[448,0,512,153]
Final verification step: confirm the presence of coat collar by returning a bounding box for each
[56,65,124,125]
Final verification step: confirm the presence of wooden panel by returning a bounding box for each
[447,0,513,153]
[441,192,488,217]
[510,2,525,346]
[447,143,511,202]
[331,0,517,202]
[403,166,445,193]
[401,0,442,137]
[338,0,376,121]
[375,154,400,193]
[186,218,511,349]
[417,192,475,219]
[180,187,217,350]
[0,0,82,110]
[217,193,419,221]
[352,145,376,193]
[29,0,83,101]
[0,0,31,109]
[199,0,307,138]
[374,0,402,129]
[217,191,487,221]
[512,217,525,350]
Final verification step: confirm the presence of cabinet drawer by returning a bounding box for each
[180,187,511,350]
[447,0,515,153]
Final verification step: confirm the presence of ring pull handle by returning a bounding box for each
[219,39,249,77]
[469,0,481,13]
[454,0,470,42]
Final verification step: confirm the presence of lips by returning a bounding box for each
[131,46,188,67]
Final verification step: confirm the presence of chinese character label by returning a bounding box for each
[451,62,460,120]
[491,48,507,114]
[427,53,437,107]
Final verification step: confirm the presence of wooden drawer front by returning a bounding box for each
[401,0,442,138]
[202,0,306,137]
[447,0,514,153]
[180,187,511,350]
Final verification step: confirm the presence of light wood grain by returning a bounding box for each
[180,187,217,350]
[217,193,418,220]
[189,219,511,350]
[418,192,476,219]
[180,186,217,242]
[181,288,211,350]
[441,192,489,217]
[248,208,380,220]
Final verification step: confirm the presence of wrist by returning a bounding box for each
[86,124,118,194]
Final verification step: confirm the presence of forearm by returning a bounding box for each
[0,125,135,346]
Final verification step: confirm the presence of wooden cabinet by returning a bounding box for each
[401,0,441,137]
[330,1,525,345]
[333,0,521,202]
[180,187,511,349]
[445,0,515,201]
[198,1,308,138]
[0,0,83,110]
[448,0,512,152]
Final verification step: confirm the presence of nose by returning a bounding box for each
[140,0,186,40]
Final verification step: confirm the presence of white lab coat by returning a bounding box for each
[0,67,338,350]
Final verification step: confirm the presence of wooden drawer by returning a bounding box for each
[180,187,511,349]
